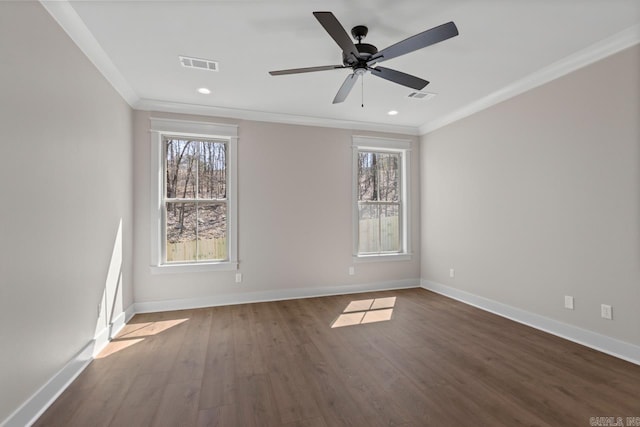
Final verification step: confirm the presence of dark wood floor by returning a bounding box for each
[35,288,640,427]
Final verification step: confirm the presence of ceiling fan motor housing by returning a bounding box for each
[344,27,378,66]
[342,25,378,66]
[343,43,378,66]
[356,43,378,57]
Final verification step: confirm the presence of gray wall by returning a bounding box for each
[133,111,421,305]
[0,2,133,422]
[421,45,640,346]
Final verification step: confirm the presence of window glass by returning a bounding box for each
[355,147,406,256]
[164,138,228,263]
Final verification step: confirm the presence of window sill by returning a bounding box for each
[150,261,238,274]
[353,253,412,263]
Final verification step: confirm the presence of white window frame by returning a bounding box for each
[352,135,411,262]
[150,118,238,273]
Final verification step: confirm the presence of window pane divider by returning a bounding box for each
[357,201,401,206]
[165,198,226,203]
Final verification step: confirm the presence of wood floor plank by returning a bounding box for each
[268,368,322,424]
[108,370,170,426]
[199,305,236,410]
[196,407,220,427]
[305,297,422,426]
[231,303,267,376]
[152,379,201,427]
[130,310,193,376]
[281,416,329,427]
[167,308,212,384]
[34,288,640,427]
[253,301,323,424]
[196,404,238,427]
[63,368,134,427]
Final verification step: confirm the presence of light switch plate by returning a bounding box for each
[564,296,574,310]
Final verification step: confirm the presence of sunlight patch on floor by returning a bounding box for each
[97,318,189,358]
[344,299,374,313]
[96,338,144,359]
[118,318,189,339]
[371,297,396,310]
[331,297,396,328]
[332,312,366,328]
[362,308,393,324]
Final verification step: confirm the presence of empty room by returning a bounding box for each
[1,1,639,426]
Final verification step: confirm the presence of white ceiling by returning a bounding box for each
[45,0,640,134]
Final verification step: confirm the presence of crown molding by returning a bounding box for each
[419,24,640,135]
[40,0,638,138]
[40,0,417,135]
[40,0,139,106]
[136,98,420,135]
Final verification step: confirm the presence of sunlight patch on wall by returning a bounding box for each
[331,297,396,328]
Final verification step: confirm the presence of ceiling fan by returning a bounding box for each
[269,11,459,104]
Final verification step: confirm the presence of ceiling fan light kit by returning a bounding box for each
[269,11,458,104]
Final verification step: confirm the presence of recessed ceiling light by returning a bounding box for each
[388,110,398,116]
[197,87,211,95]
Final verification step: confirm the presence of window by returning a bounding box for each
[352,136,411,260]
[357,151,401,253]
[150,118,237,272]
[164,138,227,263]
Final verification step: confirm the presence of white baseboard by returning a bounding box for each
[0,342,93,427]
[421,279,640,366]
[134,279,420,314]
[1,304,135,427]
[93,305,137,357]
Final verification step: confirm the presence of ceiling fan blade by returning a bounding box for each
[333,73,359,104]
[269,65,345,76]
[370,66,429,90]
[368,21,458,64]
[313,11,359,61]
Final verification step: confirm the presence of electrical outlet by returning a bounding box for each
[235,273,242,283]
[564,296,574,310]
[348,266,355,276]
[601,304,612,320]
[449,268,455,278]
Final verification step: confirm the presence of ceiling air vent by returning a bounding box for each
[407,91,436,100]
[179,56,219,72]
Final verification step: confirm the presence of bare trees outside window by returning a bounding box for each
[164,138,227,262]
[357,151,401,254]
